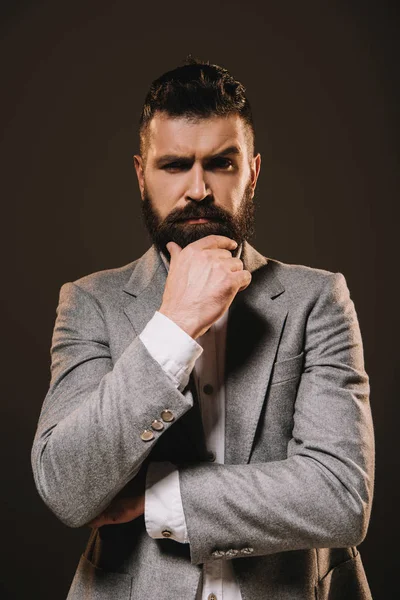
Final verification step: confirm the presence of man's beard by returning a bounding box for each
[141,180,255,258]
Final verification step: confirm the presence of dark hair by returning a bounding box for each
[138,55,256,165]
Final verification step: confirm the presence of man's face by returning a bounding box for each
[134,112,261,256]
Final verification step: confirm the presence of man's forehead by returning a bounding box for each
[147,113,246,158]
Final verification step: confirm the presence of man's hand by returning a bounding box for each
[159,235,251,339]
[88,465,147,528]
[88,495,145,528]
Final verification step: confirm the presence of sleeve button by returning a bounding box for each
[225,549,239,558]
[151,419,164,431]
[140,429,154,441]
[161,409,174,422]
[240,547,254,555]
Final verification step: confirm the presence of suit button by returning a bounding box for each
[161,409,174,422]
[203,384,214,395]
[206,450,216,462]
[225,548,239,558]
[240,547,254,555]
[161,529,172,538]
[151,419,164,431]
[208,594,217,600]
[140,429,154,441]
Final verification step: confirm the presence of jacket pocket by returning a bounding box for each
[270,351,304,385]
[67,553,133,600]
[316,551,372,600]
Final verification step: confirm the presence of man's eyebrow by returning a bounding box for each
[154,145,242,167]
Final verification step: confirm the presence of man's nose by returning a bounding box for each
[185,164,209,202]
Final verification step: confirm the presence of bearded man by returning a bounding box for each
[31,56,374,600]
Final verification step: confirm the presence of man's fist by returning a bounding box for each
[159,235,251,339]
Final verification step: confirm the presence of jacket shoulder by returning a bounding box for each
[268,257,336,282]
[265,257,344,301]
[68,259,139,299]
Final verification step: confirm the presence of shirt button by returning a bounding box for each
[161,529,172,538]
[160,409,174,422]
[151,419,164,431]
[140,429,154,441]
[208,594,217,600]
[206,450,216,462]
[203,384,214,395]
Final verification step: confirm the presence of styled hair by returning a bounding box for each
[138,55,256,165]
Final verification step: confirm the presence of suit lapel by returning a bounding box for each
[122,245,167,334]
[224,242,287,464]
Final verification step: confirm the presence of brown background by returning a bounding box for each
[1,1,398,598]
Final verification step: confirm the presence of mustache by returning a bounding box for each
[162,203,232,225]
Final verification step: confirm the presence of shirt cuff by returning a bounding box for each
[144,461,189,544]
[139,311,203,391]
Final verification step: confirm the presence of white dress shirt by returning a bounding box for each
[139,253,244,600]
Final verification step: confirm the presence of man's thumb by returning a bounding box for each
[166,241,182,261]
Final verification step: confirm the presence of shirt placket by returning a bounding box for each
[196,324,223,462]
[195,322,226,600]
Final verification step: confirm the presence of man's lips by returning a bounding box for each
[176,217,215,224]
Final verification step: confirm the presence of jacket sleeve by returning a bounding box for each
[31,281,195,528]
[178,272,375,565]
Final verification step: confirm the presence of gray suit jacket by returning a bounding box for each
[31,241,375,599]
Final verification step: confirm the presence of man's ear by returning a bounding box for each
[250,153,261,194]
[133,154,145,200]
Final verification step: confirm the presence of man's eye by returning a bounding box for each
[162,159,234,171]
[163,163,187,171]
[212,158,233,169]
